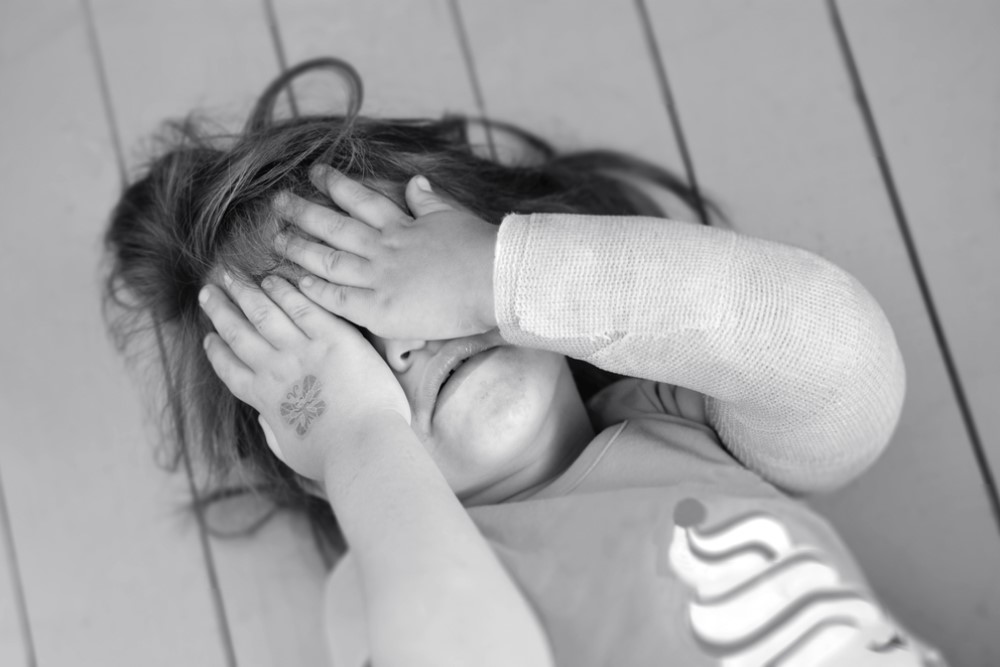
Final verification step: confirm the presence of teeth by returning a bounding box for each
[442,358,468,387]
[440,349,487,396]
[440,365,459,394]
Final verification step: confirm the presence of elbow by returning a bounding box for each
[760,367,906,497]
[711,260,908,497]
[777,276,909,497]
[826,270,908,492]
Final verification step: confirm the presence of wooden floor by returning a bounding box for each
[1,1,998,665]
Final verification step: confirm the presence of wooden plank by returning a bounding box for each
[199,497,329,667]
[91,0,279,159]
[0,0,227,664]
[838,3,1000,662]
[457,0,696,220]
[0,474,30,667]
[645,2,999,664]
[834,6,1000,661]
[85,0,341,665]
[270,0,477,118]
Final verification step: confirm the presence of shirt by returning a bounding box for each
[468,377,945,666]
[323,212,947,666]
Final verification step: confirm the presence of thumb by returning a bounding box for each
[258,414,286,464]
[405,175,454,217]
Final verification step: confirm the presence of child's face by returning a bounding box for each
[366,327,596,505]
[305,181,596,504]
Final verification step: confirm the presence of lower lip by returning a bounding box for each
[435,348,500,419]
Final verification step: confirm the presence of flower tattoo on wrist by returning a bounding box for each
[280,375,327,436]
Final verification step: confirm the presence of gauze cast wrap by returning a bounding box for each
[493,213,906,495]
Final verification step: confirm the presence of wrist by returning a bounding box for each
[320,412,415,496]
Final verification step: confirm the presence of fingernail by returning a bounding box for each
[261,275,275,289]
[300,276,315,288]
[273,232,286,251]
[198,287,210,305]
[272,191,289,208]
[223,271,233,288]
[203,335,211,350]
[415,175,432,192]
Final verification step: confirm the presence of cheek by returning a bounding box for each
[432,351,564,482]
[463,386,542,457]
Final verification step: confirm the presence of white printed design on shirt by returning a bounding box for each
[666,497,923,666]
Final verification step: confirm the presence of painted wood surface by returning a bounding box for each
[271,0,478,118]
[85,0,335,665]
[0,0,995,664]
[0,478,29,667]
[459,0,699,222]
[653,1,1000,664]
[836,3,1000,663]
[644,4,998,665]
[0,0,227,664]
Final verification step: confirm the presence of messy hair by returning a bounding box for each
[101,57,728,565]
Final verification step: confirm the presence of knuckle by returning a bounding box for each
[313,283,334,308]
[381,227,406,250]
[220,369,246,398]
[288,301,314,321]
[323,250,342,274]
[248,306,271,329]
[314,282,347,313]
[358,260,375,284]
[347,183,375,205]
[304,339,329,359]
[219,324,240,344]
[370,262,388,284]
[322,216,345,238]
[264,361,294,385]
[322,284,350,311]
[333,285,349,308]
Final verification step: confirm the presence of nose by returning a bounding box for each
[381,337,431,373]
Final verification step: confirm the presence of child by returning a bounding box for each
[104,58,948,666]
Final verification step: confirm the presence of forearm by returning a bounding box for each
[492,213,906,493]
[323,416,552,667]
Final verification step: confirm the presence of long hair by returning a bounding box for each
[101,57,729,566]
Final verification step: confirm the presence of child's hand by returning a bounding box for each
[199,272,411,481]
[272,165,499,341]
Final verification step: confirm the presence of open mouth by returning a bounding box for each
[438,358,469,395]
[433,347,500,419]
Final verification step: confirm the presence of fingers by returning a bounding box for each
[404,175,454,217]
[298,276,374,332]
[223,273,305,348]
[259,274,334,339]
[199,283,275,363]
[309,164,409,229]
[274,231,374,288]
[273,191,378,257]
[202,332,253,399]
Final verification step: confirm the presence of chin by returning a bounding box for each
[432,348,566,495]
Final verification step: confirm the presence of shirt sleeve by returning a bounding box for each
[492,212,907,495]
